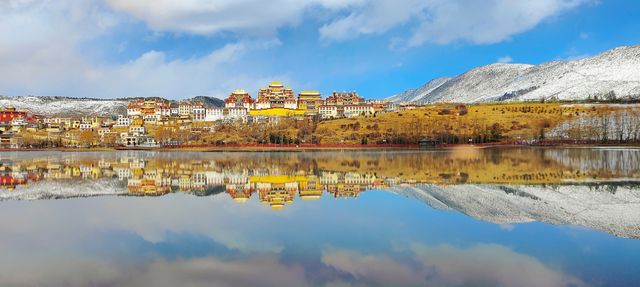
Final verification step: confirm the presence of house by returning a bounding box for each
[325,91,364,106]
[0,107,27,124]
[192,106,206,122]
[129,125,146,135]
[143,114,159,123]
[319,106,339,119]
[120,133,141,146]
[297,90,323,115]
[44,117,72,128]
[343,104,375,118]
[127,99,171,118]
[227,107,248,120]
[205,108,224,122]
[178,103,193,116]
[170,103,179,116]
[115,115,131,127]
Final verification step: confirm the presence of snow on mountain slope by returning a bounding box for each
[390,184,640,238]
[387,77,451,103]
[388,45,640,103]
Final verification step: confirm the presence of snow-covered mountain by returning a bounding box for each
[388,45,640,103]
[390,184,640,238]
[0,95,224,117]
[386,77,451,103]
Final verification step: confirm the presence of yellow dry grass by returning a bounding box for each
[315,102,622,144]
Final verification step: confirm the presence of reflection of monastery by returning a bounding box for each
[0,156,392,210]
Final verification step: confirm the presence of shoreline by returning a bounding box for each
[2,142,640,152]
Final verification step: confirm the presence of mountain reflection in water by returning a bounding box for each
[0,148,639,287]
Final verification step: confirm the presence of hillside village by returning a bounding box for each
[0,82,406,149]
[3,81,640,149]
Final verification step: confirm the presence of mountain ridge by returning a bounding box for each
[388,45,640,103]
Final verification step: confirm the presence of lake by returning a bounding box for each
[0,147,639,287]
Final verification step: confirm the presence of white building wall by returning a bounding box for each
[205,108,224,122]
[284,101,298,110]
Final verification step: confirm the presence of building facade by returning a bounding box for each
[297,91,323,115]
[256,82,296,109]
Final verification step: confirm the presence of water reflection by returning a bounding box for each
[2,148,640,192]
[0,148,639,286]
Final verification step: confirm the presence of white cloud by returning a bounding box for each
[409,0,591,46]
[322,244,589,287]
[0,37,283,99]
[321,247,426,286]
[124,256,310,287]
[92,44,250,98]
[497,55,514,63]
[319,0,426,42]
[0,253,311,287]
[104,0,363,36]
[319,0,591,46]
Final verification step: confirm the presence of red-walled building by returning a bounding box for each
[0,107,27,123]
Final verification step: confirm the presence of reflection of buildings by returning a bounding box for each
[3,149,634,213]
[0,175,27,191]
[0,155,402,210]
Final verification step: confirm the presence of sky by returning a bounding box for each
[0,0,639,100]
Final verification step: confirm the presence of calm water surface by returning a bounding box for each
[0,147,639,287]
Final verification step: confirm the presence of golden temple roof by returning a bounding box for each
[299,90,320,95]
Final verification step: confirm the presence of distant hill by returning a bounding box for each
[388,45,640,103]
[184,96,225,108]
[0,95,224,117]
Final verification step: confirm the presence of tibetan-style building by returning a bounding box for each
[325,91,364,106]
[224,89,254,109]
[297,90,323,115]
[0,107,27,123]
[256,82,296,109]
[127,100,171,119]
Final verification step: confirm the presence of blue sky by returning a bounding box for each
[0,0,638,100]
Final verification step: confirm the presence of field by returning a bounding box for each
[314,102,639,145]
